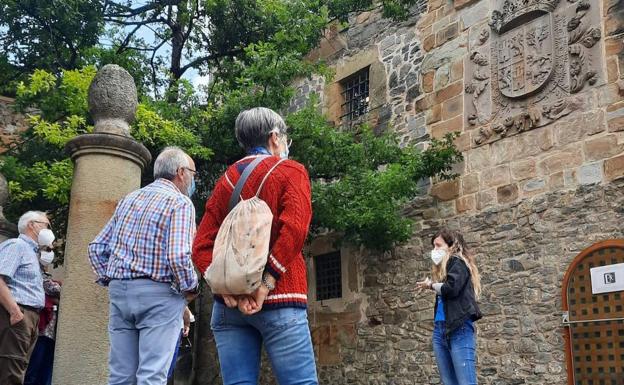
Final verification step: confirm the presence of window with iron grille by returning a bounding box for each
[315,251,342,301]
[340,67,370,123]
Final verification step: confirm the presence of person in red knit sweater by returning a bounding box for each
[192,107,318,385]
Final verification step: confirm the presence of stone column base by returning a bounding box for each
[53,133,151,385]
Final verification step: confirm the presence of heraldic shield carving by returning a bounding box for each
[465,0,603,146]
[497,14,554,99]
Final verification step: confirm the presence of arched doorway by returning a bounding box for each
[562,240,624,385]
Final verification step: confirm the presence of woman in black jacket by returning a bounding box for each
[417,229,482,385]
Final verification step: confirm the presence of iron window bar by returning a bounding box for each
[340,67,370,123]
[315,251,342,301]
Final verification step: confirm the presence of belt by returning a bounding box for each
[18,304,42,314]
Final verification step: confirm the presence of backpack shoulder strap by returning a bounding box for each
[255,158,286,197]
[228,155,269,212]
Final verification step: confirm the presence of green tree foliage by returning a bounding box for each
[0,0,104,94]
[287,104,461,250]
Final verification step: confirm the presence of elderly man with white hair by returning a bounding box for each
[88,146,200,385]
[0,210,55,385]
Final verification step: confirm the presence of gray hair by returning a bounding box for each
[235,107,287,150]
[153,146,190,180]
[17,211,48,234]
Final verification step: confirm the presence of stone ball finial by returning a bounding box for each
[88,64,138,137]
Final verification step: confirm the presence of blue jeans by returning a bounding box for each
[432,320,477,385]
[24,336,55,385]
[210,301,318,385]
[108,279,185,385]
[167,331,182,379]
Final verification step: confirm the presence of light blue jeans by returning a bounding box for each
[210,301,318,385]
[108,279,185,385]
[432,320,477,385]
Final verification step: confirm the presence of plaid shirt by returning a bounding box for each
[0,234,45,308]
[88,179,198,292]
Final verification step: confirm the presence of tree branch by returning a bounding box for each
[179,49,244,74]
[102,17,169,26]
[150,38,168,98]
[116,24,142,53]
[104,0,181,18]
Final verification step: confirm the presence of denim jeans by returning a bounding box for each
[432,320,477,385]
[210,301,318,385]
[108,279,186,385]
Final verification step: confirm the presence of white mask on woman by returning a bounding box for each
[39,250,55,266]
[38,229,55,246]
[430,249,446,265]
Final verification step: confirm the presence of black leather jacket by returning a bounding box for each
[434,256,482,337]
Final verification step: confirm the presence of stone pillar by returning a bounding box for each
[53,65,151,384]
[0,173,17,242]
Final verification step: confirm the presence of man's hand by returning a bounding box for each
[9,307,24,326]
[184,291,198,303]
[182,306,191,337]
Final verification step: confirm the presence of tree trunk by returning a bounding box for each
[167,1,189,103]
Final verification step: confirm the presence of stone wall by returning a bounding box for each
[279,0,624,384]
[313,178,624,385]
[0,96,28,149]
[0,96,25,237]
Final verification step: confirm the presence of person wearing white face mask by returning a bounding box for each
[37,229,55,267]
[0,211,51,385]
[24,226,60,385]
[417,229,482,385]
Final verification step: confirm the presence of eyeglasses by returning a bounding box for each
[181,167,197,176]
[32,221,50,229]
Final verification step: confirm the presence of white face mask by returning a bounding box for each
[431,249,446,265]
[269,128,290,159]
[39,250,55,266]
[38,229,55,246]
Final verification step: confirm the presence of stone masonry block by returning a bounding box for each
[461,173,479,194]
[604,154,624,181]
[497,184,519,204]
[511,159,537,181]
[583,134,623,161]
[538,148,584,175]
[577,162,604,185]
[422,70,435,93]
[430,179,460,201]
[481,165,511,188]
[430,115,463,139]
[456,194,476,213]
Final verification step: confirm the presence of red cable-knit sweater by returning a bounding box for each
[193,155,312,309]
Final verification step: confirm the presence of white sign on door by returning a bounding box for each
[590,263,624,294]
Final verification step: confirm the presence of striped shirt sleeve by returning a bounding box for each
[0,240,22,279]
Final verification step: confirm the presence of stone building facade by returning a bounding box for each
[282,1,624,384]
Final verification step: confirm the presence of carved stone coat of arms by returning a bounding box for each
[465,0,603,146]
